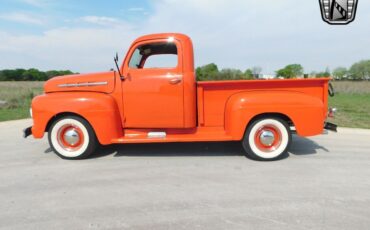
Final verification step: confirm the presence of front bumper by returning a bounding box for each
[23,126,32,138]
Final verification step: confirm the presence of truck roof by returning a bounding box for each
[133,33,191,43]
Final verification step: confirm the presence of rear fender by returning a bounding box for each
[224,91,325,139]
[31,92,123,145]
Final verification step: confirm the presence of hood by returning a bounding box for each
[44,71,116,94]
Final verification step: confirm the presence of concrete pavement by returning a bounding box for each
[0,119,370,230]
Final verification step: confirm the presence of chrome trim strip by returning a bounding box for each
[58,81,108,88]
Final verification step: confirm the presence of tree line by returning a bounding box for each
[196,59,370,81]
[1,59,369,81]
[0,69,75,81]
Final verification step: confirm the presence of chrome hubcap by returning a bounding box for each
[63,129,80,146]
[259,130,275,147]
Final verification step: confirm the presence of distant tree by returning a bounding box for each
[0,69,26,81]
[46,70,74,79]
[332,67,347,80]
[0,68,75,81]
[252,66,262,78]
[196,63,219,81]
[21,68,47,81]
[276,64,304,79]
[244,69,254,79]
[195,64,253,81]
[58,70,74,76]
[349,60,370,80]
[46,70,61,79]
[309,71,317,77]
[316,67,331,78]
[218,68,244,80]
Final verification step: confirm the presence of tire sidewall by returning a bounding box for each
[48,116,97,159]
[243,117,291,161]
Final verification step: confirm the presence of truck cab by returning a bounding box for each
[120,34,196,128]
[25,33,336,161]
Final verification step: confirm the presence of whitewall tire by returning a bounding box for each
[242,117,291,161]
[48,116,98,159]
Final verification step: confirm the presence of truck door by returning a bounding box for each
[121,39,184,128]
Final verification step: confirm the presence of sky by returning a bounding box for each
[0,0,369,74]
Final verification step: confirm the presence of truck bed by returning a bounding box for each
[196,78,330,127]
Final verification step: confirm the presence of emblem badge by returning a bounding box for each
[319,0,359,25]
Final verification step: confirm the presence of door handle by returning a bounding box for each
[169,77,182,84]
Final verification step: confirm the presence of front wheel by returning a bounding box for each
[242,117,291,161]
[48,116,98,159]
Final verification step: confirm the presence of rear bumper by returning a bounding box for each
[324,122,337,132]
[23,126,32,138]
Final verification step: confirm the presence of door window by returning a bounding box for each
[128,42,178,69]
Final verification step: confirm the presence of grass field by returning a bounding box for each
[0,81,44,122]
[328,81,370,129]
[0,81,369,128]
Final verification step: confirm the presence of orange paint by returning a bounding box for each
[29,33,331,146]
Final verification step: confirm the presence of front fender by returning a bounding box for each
[224,91,325,139]
[31,92,123,145]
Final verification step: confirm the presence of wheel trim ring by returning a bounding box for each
[254,125,282,153]
[57,124,85,152]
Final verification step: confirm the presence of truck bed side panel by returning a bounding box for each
[224,91,325,139]
[197,78,329,138]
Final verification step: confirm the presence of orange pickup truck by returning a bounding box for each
[24,33,337,160]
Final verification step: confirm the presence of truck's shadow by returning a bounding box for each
[89,135,329,159]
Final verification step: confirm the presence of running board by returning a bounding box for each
[111,127,233,144]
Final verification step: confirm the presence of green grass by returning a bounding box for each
[328,93,370,129]
[0,81,369,129]
[327,81,370,129]
[0,107,31,121]
[0,81,44,122]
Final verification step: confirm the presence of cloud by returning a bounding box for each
[144,0,370,73]
[0,12,45,25]
[79,16,122,26]
[0,0,370,73]
[127,7,145,12]
[0,23,138,71]
[20,0,47,8]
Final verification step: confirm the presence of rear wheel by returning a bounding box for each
[242,117,291,161]
[48,116,97,159]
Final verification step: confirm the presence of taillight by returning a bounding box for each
[328,107,337,118]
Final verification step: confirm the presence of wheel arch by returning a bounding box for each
[245,113,294,133]
[45,112,91,133]
[31,92,123,145]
